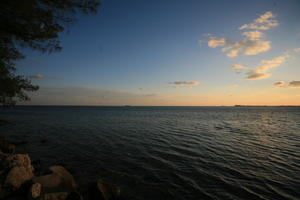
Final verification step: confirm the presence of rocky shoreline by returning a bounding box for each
[0,135,121,200]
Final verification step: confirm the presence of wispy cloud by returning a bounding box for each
[208,36,271,57]
[206,11,277,57]
[246,71,271,80]
[30,74,45,79]
[246,54,289,80]
[169,81,201,88]
[273,81,300,88]
[207,38,227,48]
[30,74,60,80]
[231,65,247,69]
[239,11,278,31]
[169,81,201,85]
[242,31,264,40]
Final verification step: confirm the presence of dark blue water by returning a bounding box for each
[0,106,300,200]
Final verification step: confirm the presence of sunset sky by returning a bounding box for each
[18,0,300,106]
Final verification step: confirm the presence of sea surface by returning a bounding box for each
[0,106,300,200]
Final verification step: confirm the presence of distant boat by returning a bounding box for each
[124,105,132,107]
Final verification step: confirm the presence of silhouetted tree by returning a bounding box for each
[0,0,100,106]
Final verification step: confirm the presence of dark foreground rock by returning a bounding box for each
[88,179,120,200]
[0,154,34,198]
[32,165,77,200]
[0,136,121,200]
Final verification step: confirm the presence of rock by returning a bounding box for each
[5,166,34,189]
[66,192,82,200]
[31,159,42,176]
[33,166,77,200]
[44,192,69,200]
[88,179,120,200]
[97,180,120,200]
[0,154,35,196]
[29,183,41,199]
[4,154,34,171]
[49,166,77,191]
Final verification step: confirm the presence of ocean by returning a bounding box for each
[0,106,299,200]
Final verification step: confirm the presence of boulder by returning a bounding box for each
[66,192,83,200]
[32,166,77,200]
[5,166,34,189]
[88,179,120,200]
[4,154,34,171]
[29,183,42,199]
[0,154,34,198]
[43,192,69,200]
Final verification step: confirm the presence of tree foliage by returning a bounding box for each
[0,0,100,106]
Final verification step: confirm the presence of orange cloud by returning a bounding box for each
[239,11,278,30]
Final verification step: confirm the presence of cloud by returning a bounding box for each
[223,39,271,57]
[273,81,300,88]
[231,65,247,69]
[169,81,201,86]
[289,81,300,88]
[239,11,278,30]
[30,74,45,79]
[208,37,271,57]
[246,54,289,80]
[169,81,201,88]
[242,31,264,40]
[246,70,270,80]
[208,38,227,48]
[259,55,288,70]
[206,11,278,57]
[138,88,144,91]
[273,81,286,87]
[30,74,61,80]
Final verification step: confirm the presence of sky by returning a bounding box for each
[17,0,300,106]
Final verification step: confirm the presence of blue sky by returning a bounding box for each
[17,0,300,105]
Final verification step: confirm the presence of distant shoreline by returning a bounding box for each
[4,105,300,107]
